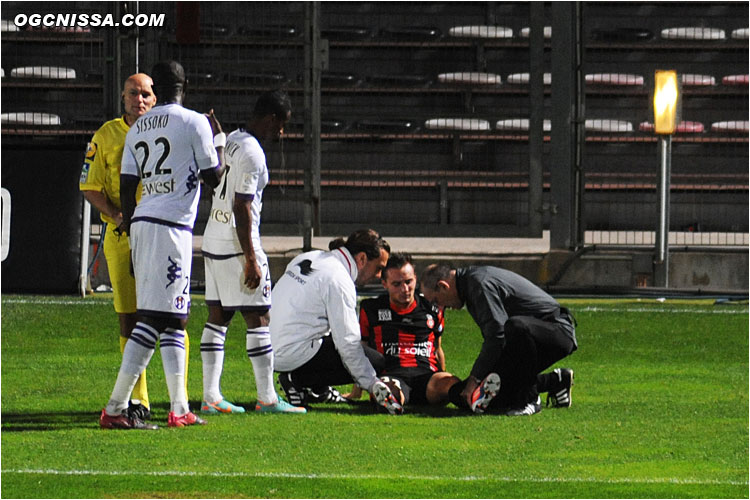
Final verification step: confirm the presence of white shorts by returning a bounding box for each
[130,220,193,319]
[204,250,271,312]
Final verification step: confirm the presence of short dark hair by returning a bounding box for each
[253,89,292,118]
[384,252,413,275]
[329,229,390,261]
[150,60,185,91]
[420,263,453,291]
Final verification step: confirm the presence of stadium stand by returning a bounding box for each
[1,1,747,292]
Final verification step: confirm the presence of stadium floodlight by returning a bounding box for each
[653,70,680,135]
[652,70,680,287]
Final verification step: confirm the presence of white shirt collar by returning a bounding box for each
[332,246,358,283]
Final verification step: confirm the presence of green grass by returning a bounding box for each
[1,295,748,498]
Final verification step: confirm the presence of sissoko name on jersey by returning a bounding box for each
[359,294,444,376]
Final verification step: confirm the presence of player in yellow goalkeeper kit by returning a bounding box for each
[79,73,190,420]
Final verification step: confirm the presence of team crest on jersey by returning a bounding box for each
[174,296,186,310]
[85,142,97,160]
[263,284,271,298]
[425,314,435,329]
[378,309,392,322]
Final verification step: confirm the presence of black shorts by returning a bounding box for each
[385,371,439,405]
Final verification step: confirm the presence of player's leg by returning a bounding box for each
[155,227,204,427]
[101,320,160,429]
[104,225,150,417]
[527,317,576,408]
[425,371,461,406]
[200,256,243,413]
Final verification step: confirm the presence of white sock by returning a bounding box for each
[106,322,157,416]
[200,323,228,403]
[160,328,189,415]
[247,327,277,404]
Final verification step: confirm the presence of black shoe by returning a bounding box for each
[128,402,152,421]
[100,409,159,430]
[546,368,574,408]
[306,386,351,404]
[504,396,542,416]
[278,372,307,407]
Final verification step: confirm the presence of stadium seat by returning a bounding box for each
[519,26,551,39]
[585,73,643,86]
[448,25,513,39]
[506,72,551,85]
[681,74,716,86]
[1,19,19,32]
[495,118,551,132]
[425,118,491,131]
[437,72,501,85]
[722,74,749,86]
[1,112,62,126]
[660,27,726,40]
[585,119,633,133]
[638,121,705,133]
[710,121,749,133]
[10,66,76,79]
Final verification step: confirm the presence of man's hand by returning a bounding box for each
[205,109,223,136]
[244,257,262,290]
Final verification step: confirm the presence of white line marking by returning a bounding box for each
[575,306,747,314]
[2,468,747,486]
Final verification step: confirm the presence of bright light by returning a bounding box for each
[653,70,679,134]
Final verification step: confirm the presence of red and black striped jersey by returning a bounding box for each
[359,294,444,376]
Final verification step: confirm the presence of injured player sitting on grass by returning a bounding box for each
[349,252,499,414]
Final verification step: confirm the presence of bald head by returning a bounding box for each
[122,73,155,125]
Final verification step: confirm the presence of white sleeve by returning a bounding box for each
[192,113,219,171]
[235,144,262,196]
[325,274,378,390]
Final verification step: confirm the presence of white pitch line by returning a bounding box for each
[2,468,747,487]
[575,306,747,314]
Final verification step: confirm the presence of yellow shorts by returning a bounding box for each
[103,223,136,314]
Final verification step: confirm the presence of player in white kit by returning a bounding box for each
[100,60,225,429]
[200,90,304,414]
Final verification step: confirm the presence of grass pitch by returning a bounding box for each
[1,295,748,498]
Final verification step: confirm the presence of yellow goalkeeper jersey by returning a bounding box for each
[79,116,141,225]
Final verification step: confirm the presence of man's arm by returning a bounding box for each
[119,174,140,235]
[436,336,447,372]
[82,190,123,229]
[201,109,225,188]
[233,194,261,289]
[326,278,378,391]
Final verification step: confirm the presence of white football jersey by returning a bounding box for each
[270,247,378,391]
[202,129,267,255]
[121,103,218,228]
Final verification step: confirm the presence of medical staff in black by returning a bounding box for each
[420,264,577,416]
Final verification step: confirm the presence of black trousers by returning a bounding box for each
[284,335,384,392]
[452,312,577,409]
